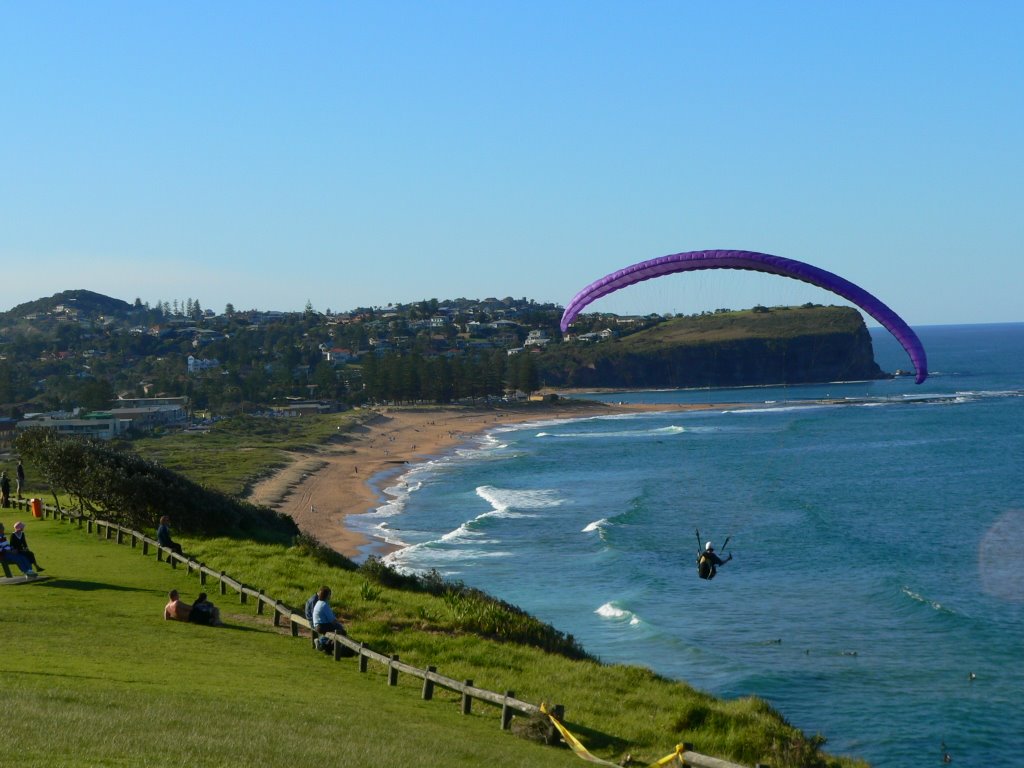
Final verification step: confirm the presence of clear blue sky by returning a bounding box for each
[3,2,1021,325]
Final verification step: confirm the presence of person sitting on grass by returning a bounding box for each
[163,589,192,622]
[189,592,223,627]
[0,522,36,578]
[10,521,44,572]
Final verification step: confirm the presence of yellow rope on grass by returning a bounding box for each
[539,703,684,767]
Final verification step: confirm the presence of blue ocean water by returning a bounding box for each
[350,324,1024,768]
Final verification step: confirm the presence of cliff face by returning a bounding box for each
[540,306,887,389]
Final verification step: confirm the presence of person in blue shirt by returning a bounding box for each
[312,586,347,637]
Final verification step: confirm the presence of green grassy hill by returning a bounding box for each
[615,306,867,348]
[3,519,577,768]
[3,516,867,768]
[540,306,885,388]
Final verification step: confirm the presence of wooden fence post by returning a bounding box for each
[200,567,207,586]
[358,644,368,673]
[239,587,247,605]
[130,532,137,548]
[87,519,93,534]
[219,572,226,595]
[116,528,124,544]
[388,655,400,686]
[290,619,300,637]
[422,666,436,700]
[461,680,473,715]
[257,590,264,614]
[105,525,113,540]
[156,546,164,562]
[273,604,282,627]
[501,691,515,730]
[142,539,149,555]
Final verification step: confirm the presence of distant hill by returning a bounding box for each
[4,290,134,319]
[539,305,887,388]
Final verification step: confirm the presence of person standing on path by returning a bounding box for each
[16,460,25,500]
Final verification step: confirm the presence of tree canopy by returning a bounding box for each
[15,428,298,540]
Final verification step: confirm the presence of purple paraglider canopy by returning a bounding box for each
[559,249,928,384]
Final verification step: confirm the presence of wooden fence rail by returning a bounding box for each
[18,497,756,768]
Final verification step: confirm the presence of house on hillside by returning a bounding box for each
[523,329,550,348]
[320,346,354,365]
[187,355,221,374]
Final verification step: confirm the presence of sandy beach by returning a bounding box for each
[247,400,732,559]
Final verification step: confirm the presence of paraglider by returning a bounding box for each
[560,249,928,384]
[695,529,731,580]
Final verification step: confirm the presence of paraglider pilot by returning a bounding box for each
[697,541,731,580]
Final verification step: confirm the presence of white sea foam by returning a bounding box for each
[900,586,955,614]
[725,403,835,415]
[383,540,511,571]
[476,485,564,514]
[368,522,409,547]
[439,522,493,543]
[535,425,686,440]
[595,601,642,625]
[582,518,608,533]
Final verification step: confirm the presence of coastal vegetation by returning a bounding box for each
[1,292,884,766]
[536,306,885,388]
[130,409,377,496]
[8,418,868,766]
[15,427,298,540]
[4,517,867,768]
[0,290,885,418]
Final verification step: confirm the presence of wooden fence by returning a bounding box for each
[17,497,759,768]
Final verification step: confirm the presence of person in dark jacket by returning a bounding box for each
[0,471,10,508]
[0,522,36,577]
[9,521,43,572]
[16,460,25,500]
[156,515,185,557]
[189,592,223,626]
[697,541,731,580]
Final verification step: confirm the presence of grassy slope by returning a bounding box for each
[4,518,868,768]
[3,519,579,768]
[586,306,865,354]
[130,410,375,496]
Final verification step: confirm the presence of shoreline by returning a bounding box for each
[247,400,737,559]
